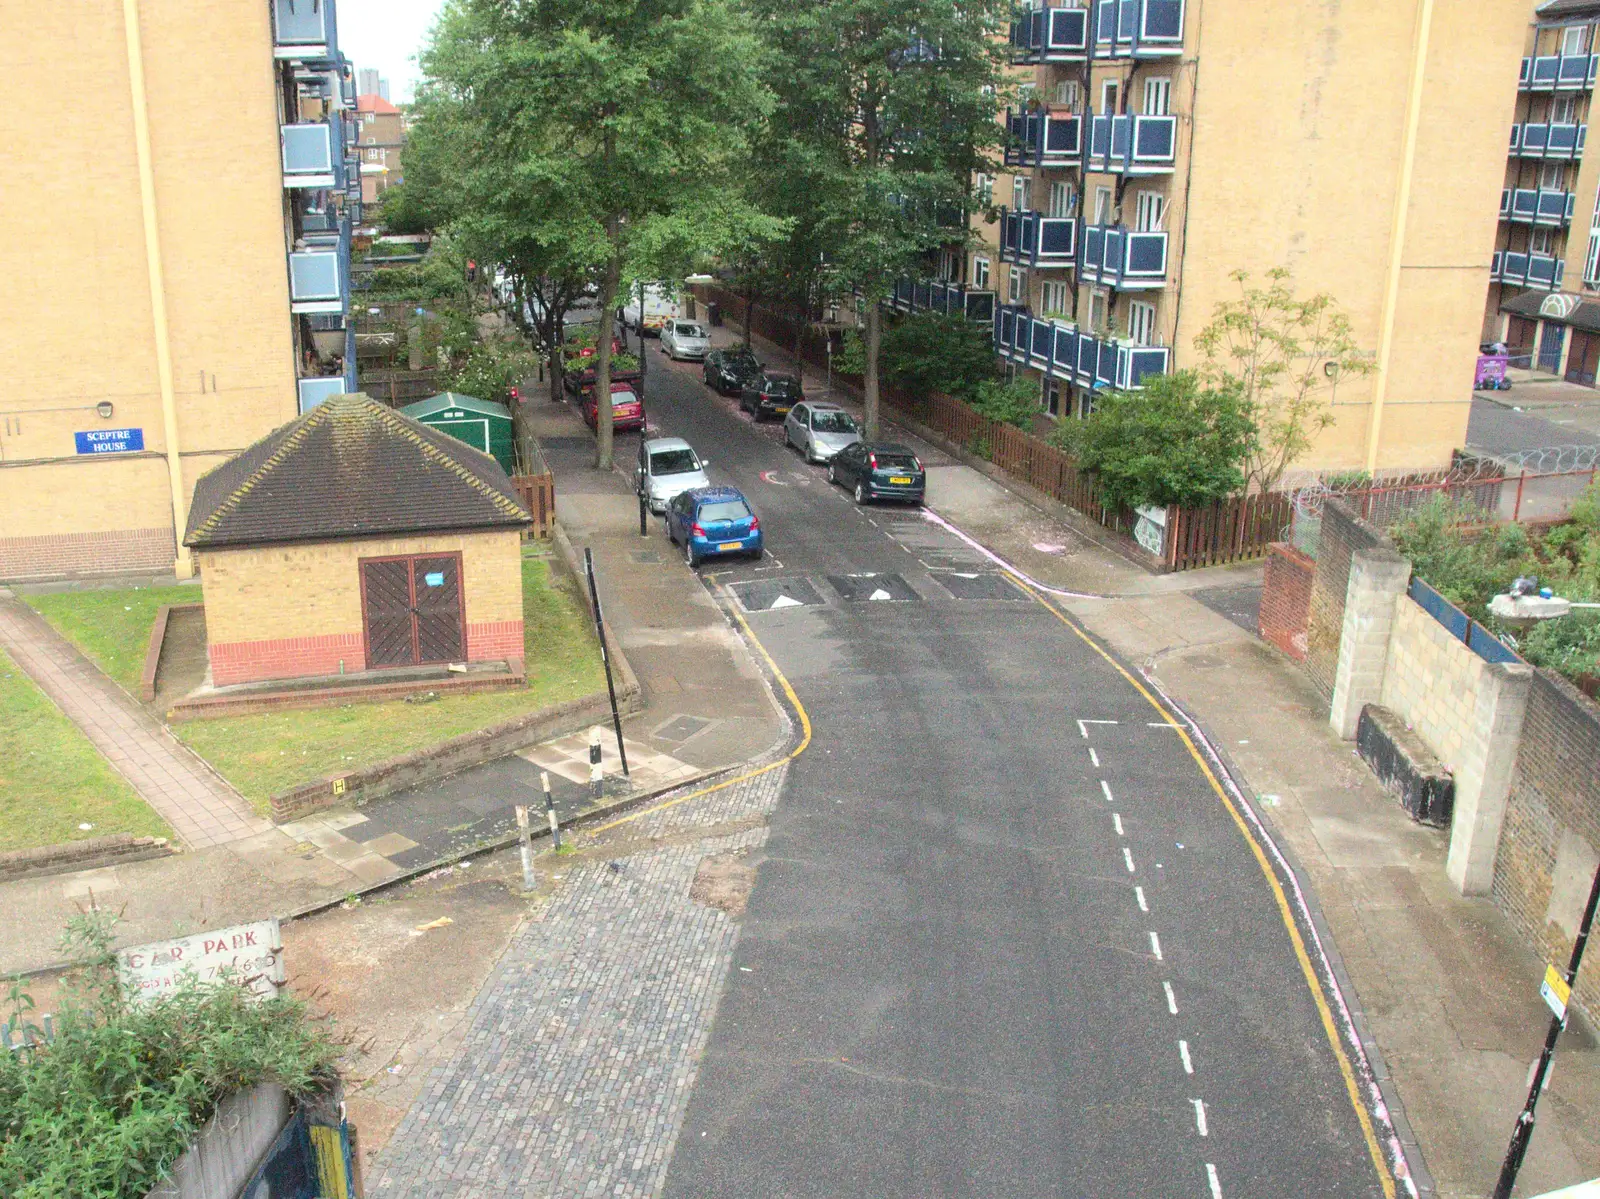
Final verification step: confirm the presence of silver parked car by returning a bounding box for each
[783,402,862,463]
[660,319,711,361]
[636,437,711,514]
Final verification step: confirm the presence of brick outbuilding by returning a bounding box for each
[183,394,531,687]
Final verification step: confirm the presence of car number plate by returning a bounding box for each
[718,541,743,551]
[889,475,913,485]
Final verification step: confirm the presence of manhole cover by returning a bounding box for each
[730,577,825,612]
[826,573,919,602]
[655,714,712,743]
[930,572,1028,601]
[629,550,663,564]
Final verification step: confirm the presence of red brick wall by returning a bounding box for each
[1492,670,1600,1029]
[209,633,364,686]
[1304,499,1394,698]
[1259,543,1315,661]
[467,620,524,661]
[0,527,175,582]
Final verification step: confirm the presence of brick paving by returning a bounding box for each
[370,764,787,1198]
[0,596,267,848]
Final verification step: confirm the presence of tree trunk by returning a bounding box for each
[863,299,882,441]
[743,287,754,349]
[543,291,566,404]
[594,247,623,470]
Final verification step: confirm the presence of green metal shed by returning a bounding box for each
[400,393,517,474]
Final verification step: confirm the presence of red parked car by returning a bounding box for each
[583,383,644,432]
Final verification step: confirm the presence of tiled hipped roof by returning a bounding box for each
[184,394,530,548]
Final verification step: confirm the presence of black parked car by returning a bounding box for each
[703,347,765,396]
[740,372,803,421]
[827,441,926,505]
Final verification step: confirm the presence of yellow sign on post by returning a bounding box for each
[1540,963,1571,1022]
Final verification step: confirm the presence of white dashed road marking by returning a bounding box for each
[1164,981,1178,1014]
[1089,747,1100,768]
[1149,931,1164,961]
[1179,1040,1194,1074]
[1123,847,1136,873]
[1101,780,1115,803]
[1192,1099,1208,1137]
[1113,813,1124,836]
[1076,719,1119,738]
[1207,1162,1223,1198]
[1135,886,1148,912]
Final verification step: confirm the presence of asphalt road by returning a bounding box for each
[627,340,1389,1199]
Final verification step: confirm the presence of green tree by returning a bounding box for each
[879,312,999,403]
[1193,268,1372,494]
[969,377,1040,429]
[1049,371,1257,511]
[376,181,435,236]
[414,0,781,468]
[747,0,1012,439]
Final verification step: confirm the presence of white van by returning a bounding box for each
[621,285,681,337]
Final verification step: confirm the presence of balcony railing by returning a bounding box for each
[1078,224,1168,288]
[281,117,345,188]
[1520,53,1599,91]
[1086,113,1177,174]
[999,209,1079,267]
[289,217,350,315]
[994,304,1169,390]
[888,278,997,324]
[1092,0,1184,60]
[272,0,340,62]
[1492,250,1565,291]
[1510,122,1586,159]
[1004,110,1083,168]
[1009,4,1090,62]
[1502,187,1575,225]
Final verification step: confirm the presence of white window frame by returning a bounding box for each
[1127,300,1156,346]
[978,174,994,207]
[973,255,991,291]
[1008,266,1025,304]
[1093,186,1113,225]
[1562,24,1588,55]
[1101,80,1119,116]
[1089,288,1108,332]
[1531,227,1555,255]
[1542,161,1567,190]
[1054,79,1081,110]
[1135,191,1166,232]
[1013,175,1031,212]
[1045,378,1063,418]
[1553,95,1578,124]
[1048,181,1072,219]
[1143,77,1172,117]
[1042,280,1071,316]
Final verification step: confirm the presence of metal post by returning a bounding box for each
[637,280,648,432]
[515,805,536,891]
[1491,858,1600,1199]
[541,770,562,849]
[583,547,630,777]
[589,728,604,799]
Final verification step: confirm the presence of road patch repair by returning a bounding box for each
[729,577,826,612]
[826,572,919,602]
[928,571,1030,601]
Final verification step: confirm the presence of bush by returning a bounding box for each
[445,337,538,401]
[969,377,1040,430]
[1046,371,1256,510]
[880,313,1000,402]
[1389,497,1534,624]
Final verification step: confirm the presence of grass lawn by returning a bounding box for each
[172,554,606,811]
[0,647,170,852]
[23,584,200,695]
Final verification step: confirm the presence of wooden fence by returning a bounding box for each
[510,473,555,538]
[694,284,1288,572]
[360,369,442,406]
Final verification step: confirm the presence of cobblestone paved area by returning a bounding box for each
[370,763,788,1197]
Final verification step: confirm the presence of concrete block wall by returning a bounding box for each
[1305,500,1393,698]
[1380,598,1490,770]
[1328,546,1412,740]
[1259,542,1315,661]
[1493,671,1600,1029]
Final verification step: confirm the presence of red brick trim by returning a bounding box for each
[0,527,175,582]
[1260,542,1315,662]
[467,619,524,660]
[209,632,365,686]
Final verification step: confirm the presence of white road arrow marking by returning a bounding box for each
[869,589,892,601]
[769,595,804,609]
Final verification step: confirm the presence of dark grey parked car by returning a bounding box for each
[827,441,926,505]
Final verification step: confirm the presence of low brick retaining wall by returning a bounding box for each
[142,602,202,702]
[0,833,174,883]
[169,663,526,722]
[1258,542,1314,661]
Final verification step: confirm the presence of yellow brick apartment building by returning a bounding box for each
[898,0,1534,477]
[0,0,359,582]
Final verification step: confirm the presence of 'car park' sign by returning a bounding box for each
[119,918,284,1003]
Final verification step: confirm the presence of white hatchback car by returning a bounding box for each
[660,320,711,361]
[636,437,711,514]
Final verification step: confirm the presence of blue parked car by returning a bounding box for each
[665,486,763,566]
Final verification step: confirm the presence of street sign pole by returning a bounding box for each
[1492,858,1600,1199]
[583,547,630,778]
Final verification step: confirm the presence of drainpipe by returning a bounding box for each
[1365,0,1436,475]
[122,0,193,578]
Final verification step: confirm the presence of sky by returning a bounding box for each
[337,0,447,103]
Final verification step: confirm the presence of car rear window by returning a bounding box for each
[650,449,699,475]
[612,389,640,406]
[677,323,706,337]
[872,452,919,470]
[697,499,751,523]
[812,410,857,433]
[763,377,801,396]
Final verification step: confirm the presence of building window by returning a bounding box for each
[365,147,381,162]
[1128,300,1156,345]
[1048,181,1073,219]
[978,174,994,207]
[1562,24,1589,55]
[1089,288,1108,332]
[1042,281,1071,316]
[1542,161,1567,190]
[1531,227,1554,255]
[940,250,960,281]
[1101,79,1120,116]
[1054,79,1081,110]
[1008,266,1025,304]
[1045,379,1063,417]
[974,256,991,290]
[1135,191,1166,232]
[1093,186,1113,225]
[1013,175,1031,212]
[1553,95,1578,124]
[1143,77,1172,117]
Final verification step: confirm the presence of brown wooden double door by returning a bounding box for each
[359,553,465,669]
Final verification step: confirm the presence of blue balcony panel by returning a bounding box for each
[1092,0,1184,59]
[289,239,349,315]
[1520,53,1599,91]
[1011,5,1090,62]
[1079,225,1168,288]
[1511,122,1585,159]
[1004,110,1082,168]
[1086,113,1177,174]
[273,0,340,62]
